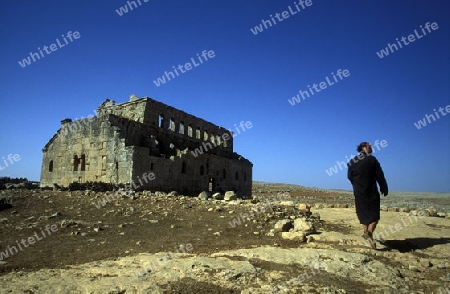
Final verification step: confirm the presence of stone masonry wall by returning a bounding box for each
[41,96,253,196]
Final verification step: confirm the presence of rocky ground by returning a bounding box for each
[0,182,449,293]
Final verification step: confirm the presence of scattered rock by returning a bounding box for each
[60,219,76,228]
[297,203,311,212]
[198,191,210,201]
[425,207,438,217]
[281,231,306,242]
[274,219,293,233]
[212,192,223,200]
[293,218,315,234]
[224,191,237,201]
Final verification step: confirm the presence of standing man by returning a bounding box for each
[347,142,388,249]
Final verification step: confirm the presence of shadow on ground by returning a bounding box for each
[382,237,450,253]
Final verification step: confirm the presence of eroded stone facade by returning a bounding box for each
[40,96,253,196]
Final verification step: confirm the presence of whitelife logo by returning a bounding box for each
[376,22,439,59]
[153,50,215,87]
[288,69,350,106]
[18,31,81,68]
[413,104,450,130]
[250,0,313,35]
[115,0,150,16]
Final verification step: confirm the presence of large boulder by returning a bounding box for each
[224,191,237,201]
[293,218,315,234]
[274,219,293,233]
[198,191,210,201]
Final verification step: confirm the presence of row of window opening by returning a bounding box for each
[159,115,229,147]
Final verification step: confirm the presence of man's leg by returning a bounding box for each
[362,222,377,249]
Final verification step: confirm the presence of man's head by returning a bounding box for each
[357,142,372,154]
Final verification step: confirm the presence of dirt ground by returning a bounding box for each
[0,182,449,293]
[0,184,351,275]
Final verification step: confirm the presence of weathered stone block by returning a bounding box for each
[281,231,306,242]
[224,191,237,201]
[293,218,315,234]
[274,219,293,233]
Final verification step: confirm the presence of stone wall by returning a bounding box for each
[40,96,253,196]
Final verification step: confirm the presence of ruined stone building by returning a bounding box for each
[40,95,253,196]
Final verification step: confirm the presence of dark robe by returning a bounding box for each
[347,153,388,225]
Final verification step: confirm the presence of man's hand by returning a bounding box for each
[381,190,388,197]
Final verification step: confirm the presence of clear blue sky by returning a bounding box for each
[0,0,449,192]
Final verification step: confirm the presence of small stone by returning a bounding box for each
[80,232,87,237]
[419,259,432,268]
[228,210,234,214]
[297,203,311,212]
[213,232,221,236]
[388,207,399,212]
[1,218,8,223]
[208,208,213,212]
[171,224,176,229]
[281,231,306,242]
[253,231,260,235]
[380,206,388,211]
[425,207,438,217]
[212,193,223,200]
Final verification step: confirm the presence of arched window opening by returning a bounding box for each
[169,118,175,131]
[196,128,201,139]
[80,154,86,171]
[188,125,193,137]
[179,122,185,135]
[182,161,186,174]
[73,155,79,171]
[203,131,208,141]
[158,115,164,128]
[49,160,54,172]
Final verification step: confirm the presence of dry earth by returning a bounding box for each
[0,182,449,293]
